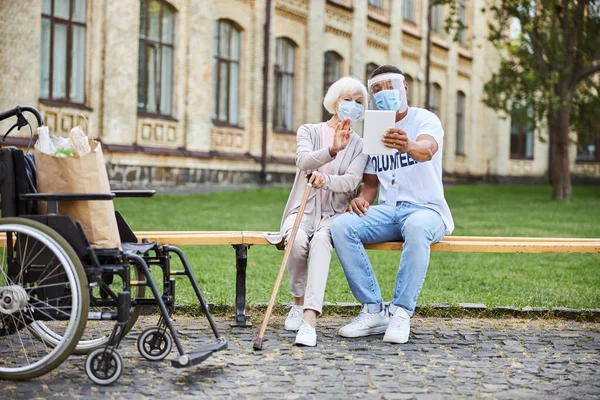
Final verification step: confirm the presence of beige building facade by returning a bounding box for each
[0,0,598,188]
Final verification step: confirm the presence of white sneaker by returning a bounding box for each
[338,304,389,338]
[294,320,317,346]
[383,307,411,344]
[284,305,303,331]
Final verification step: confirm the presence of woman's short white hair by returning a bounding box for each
[323,76,369,114]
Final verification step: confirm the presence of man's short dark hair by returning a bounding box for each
[370,65,403,79]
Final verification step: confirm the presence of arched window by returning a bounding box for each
[458,0,467,43]
[510,106,534,159]
[40,0,87,104]
[212,19,241,125]
[323,51,342,120]
[456,91,466,155]
[403,0,416,22]
[404,73,414,105]
[138,0,175,116]
[429,83,441,117]
[273,38,296,132]
[365,62,378,83]
[431,4,444,33]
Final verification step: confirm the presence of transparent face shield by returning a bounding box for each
[367,73,408,113]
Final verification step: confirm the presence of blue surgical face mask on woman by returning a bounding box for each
[374,89,401,112]
[337,101,364,124]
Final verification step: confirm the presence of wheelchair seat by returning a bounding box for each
[121,241,158,254]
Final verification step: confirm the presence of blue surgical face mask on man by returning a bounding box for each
[374,89,401,112]
[337,101,364,123]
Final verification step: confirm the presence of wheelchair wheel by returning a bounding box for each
[137,327,173,361]
[0,217,88,381]
[29,263,146,355]
[85,347,122,385]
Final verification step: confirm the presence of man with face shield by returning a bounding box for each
[331,65,454,344]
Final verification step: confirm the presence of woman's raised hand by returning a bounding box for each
[330,117,352,156]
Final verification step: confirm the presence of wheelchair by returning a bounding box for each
[0,106,226,385]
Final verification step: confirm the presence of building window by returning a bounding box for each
[403,0,416,22]
[404,74,414,105]
[456,91,466,155]
[138,0,175,116]
[273,38,296,132]
[40,0,87,104]
[458,0,467,43]
[431,4,444,33]
[365,62,378,83]
[212,19,241,126]
[429,83,441,118]
[368,0,384,8]
[323,51,342,121]
[510,107,534,159]
[577,136,600,162]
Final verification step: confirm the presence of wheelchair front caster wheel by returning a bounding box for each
[85,348,123,385]
[138,327,173,361]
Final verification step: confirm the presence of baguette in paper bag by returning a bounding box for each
[36,138,121,249]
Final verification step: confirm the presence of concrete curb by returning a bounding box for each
[169,302,600,322]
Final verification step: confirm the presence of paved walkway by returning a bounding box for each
[1,315,599,399]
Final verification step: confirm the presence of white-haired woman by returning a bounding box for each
[280,76,369,346]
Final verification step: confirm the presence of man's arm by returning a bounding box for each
[382,131,439,162]
[407,134,438,162]
[347,173,379,216]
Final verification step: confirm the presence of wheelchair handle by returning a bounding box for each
[0,106,44,127]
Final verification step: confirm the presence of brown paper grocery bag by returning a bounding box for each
[36,139,121,249]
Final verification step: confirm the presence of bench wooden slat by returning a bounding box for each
[135,231,244,245]
[0,231,596,253]
[133,231,600,253]
[368,241,600,253]
[137,231,600,244]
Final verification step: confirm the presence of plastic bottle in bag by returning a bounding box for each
[35,126,55,155]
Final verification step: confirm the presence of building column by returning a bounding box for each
[351,0,368,77]
[100,1,140,145]
[248,0,269,158]
[444,42,459,173]
[185,0,214,152]
[305,0,326,123]
[470,0,500,176]
[0,0,41,133]
[389,0,403,67]
[418,0,429,109]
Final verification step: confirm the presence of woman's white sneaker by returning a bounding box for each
[338,305,389,338]
[383,307,410,344]
[294,320,317,346]
[284,305,303,331]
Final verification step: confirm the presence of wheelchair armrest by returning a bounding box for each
[20,193,116,214]
[111,190,156,198]
[20,193,116,201]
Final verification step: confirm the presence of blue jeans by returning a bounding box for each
[331,202,446,317]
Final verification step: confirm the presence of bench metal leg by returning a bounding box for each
[232,244,252,327]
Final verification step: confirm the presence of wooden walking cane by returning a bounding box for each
[253,171,313,350]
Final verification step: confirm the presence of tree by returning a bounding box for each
[482,0,600,200]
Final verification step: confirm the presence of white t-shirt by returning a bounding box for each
[364,107,454,234]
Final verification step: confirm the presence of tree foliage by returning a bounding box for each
[482,0,600,146]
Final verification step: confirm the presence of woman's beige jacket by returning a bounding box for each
[279,122,369,237]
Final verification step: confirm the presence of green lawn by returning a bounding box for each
[115,185,600,309]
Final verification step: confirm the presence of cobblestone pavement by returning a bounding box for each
[1,315,599,399]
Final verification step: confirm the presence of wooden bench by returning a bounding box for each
[134,230,600,327]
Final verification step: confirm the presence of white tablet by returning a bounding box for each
[362,110,396,155]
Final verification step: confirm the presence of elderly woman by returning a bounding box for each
[280,76,369,347]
